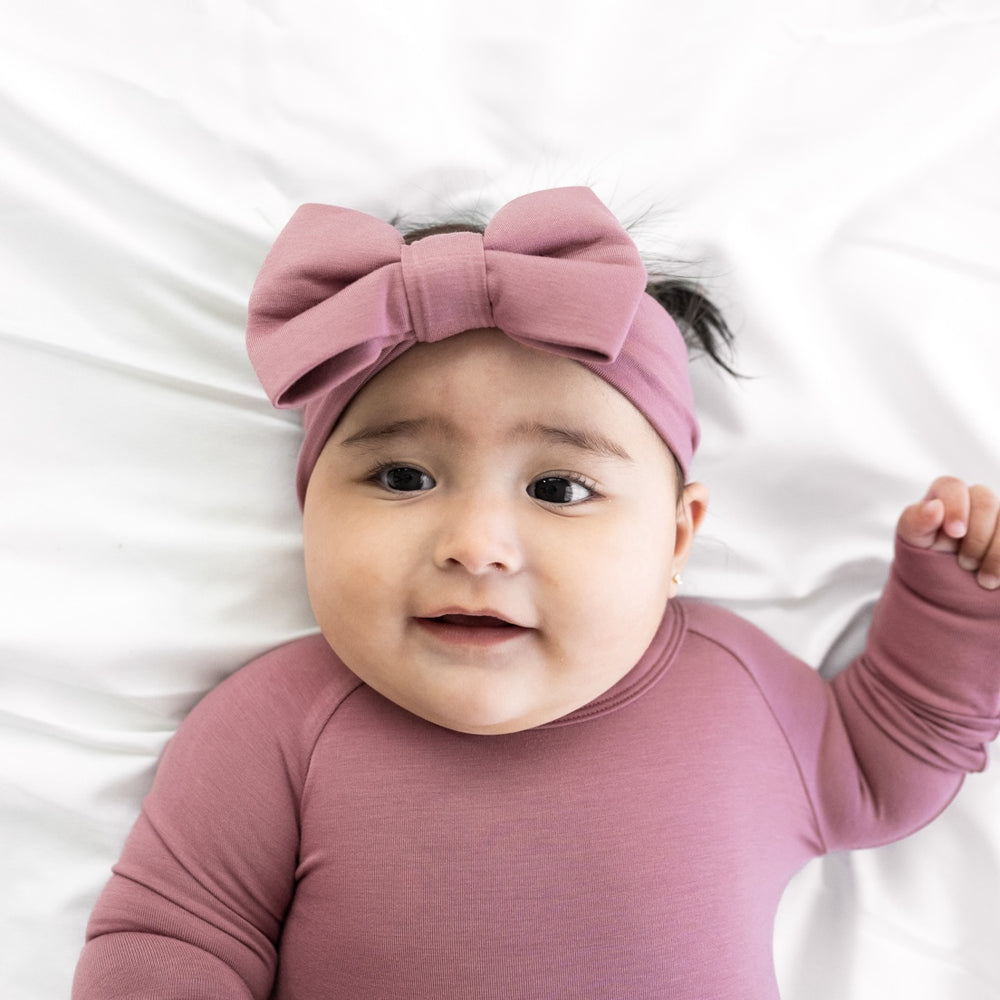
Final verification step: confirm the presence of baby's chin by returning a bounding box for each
[393,689,584,737]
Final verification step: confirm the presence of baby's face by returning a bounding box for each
[303,329,705,734]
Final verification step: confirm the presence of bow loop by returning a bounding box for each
[247,204,408,407]
[481,187,647,361]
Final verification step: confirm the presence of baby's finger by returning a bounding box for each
[897,497,945,549]
[923,475,971,543]
[957,484,1000,573]
[975,529,1000,589]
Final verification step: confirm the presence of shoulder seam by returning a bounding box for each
[684,611,830,855]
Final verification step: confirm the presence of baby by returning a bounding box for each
[73,187,1000,998]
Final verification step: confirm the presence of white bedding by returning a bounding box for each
[3,2,1000,996]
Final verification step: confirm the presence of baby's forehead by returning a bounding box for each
[340,329,628,415]
[330,329,673,466]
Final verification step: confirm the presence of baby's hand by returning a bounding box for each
[897,476,1000,590]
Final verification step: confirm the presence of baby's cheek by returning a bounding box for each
[316,554,390,639]
[303,548,351,629]
[598,563,672,648]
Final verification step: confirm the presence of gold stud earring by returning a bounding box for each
[672,573,683,586]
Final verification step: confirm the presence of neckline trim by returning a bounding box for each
[538,600,687,729]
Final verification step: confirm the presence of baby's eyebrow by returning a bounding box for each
[514,422,633,462]
[339,418,438,449]
[339,416,632,462]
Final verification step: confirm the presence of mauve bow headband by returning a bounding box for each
[246,186,699,503]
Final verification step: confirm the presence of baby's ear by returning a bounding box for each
[673,482,709,562]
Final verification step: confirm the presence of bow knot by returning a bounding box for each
[400,231,493,344]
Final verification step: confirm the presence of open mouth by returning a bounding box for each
[431,614,515,628]
[414,613,529,646]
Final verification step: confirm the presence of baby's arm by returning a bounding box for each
[804,475,1000,850]
[897,475,1000,590]
[72,644,339,999]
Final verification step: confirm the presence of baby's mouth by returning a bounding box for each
[430,614,515,628]
[414,612,530,646]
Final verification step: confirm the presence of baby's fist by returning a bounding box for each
[898,476,1000,589]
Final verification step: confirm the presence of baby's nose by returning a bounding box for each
[432,496,525,575]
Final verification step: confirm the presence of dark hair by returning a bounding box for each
[396,216,737,378]
[644,275,737,376]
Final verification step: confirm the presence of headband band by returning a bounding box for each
[246,186,699,502]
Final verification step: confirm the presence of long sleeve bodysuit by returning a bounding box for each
[73,542,1000,999]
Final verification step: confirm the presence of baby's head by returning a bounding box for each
[247,187,722,734]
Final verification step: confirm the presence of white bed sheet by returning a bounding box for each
[3,2,1000,996]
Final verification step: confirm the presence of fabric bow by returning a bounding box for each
[245,186,698,503]
[246,186,648,411]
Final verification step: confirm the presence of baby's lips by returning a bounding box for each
[434,614,514,628]
[418,607,532,630]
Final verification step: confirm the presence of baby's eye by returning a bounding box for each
[527,476,595,505]
[374,465,435,493]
